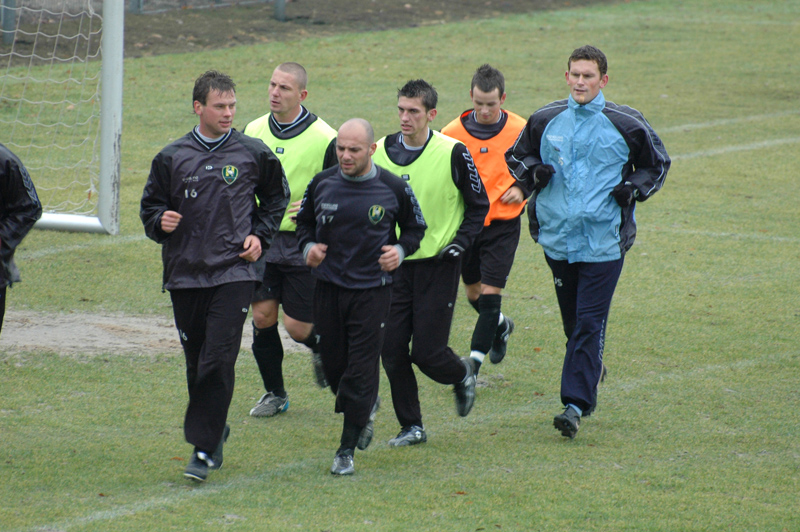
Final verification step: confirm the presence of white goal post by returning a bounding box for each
[0,0,122,235]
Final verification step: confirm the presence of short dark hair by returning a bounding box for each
[398,79,438,111]
[193,70,236,106]
[471,64,505,96]
[568,45,608,77]
[276,62,308,90]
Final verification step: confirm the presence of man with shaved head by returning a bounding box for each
[296,118,426,475]
[243,62,338,419]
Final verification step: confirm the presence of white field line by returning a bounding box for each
[613,350,797,395]
[646,14,799,28]
[660,110,800,134]
[670,137,800,161]
[18,457,320,532]
[648,227,800,244]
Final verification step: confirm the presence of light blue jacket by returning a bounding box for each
[507,91,670,263]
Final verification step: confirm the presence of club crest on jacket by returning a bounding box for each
[222,165,239,184]
[368,205,385,224]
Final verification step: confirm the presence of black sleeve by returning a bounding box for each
[0,155,42,251]
[450,143,489,250]
[607,105,670,201]
[140,150,173,244]
[322,137,338,170]
[253,148,290,250]
[505,114,543,198]
[294,174,319,255]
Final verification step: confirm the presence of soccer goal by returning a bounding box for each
[0,0,122,234]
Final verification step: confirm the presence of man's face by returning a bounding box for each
[397,96,435,142]
[336,126,376,177]
[470,86,506,125]
[269,68,307,120]
[566,59,608,105]
[194,89,236,138]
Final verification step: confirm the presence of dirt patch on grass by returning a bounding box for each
[0,310,296,356]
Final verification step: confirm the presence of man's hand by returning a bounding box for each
[379,245,401,272]
[287,199,303,224]
[500,185,525,204]
[437,243,465,262]
[533,164,555,191]
[610,182,637,207]
[306,243,328,268]
[160,210,182,233]
[239,235,262,262]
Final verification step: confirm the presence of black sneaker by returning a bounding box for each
[489,316,514,364]
[357,396,381,450]
[554,407,580,439]
[388,425,427,447]
[184,451,213,482]
[210,424,230,471]
[249,391,289,417]
[330,449,355,475]
[453,357,477,417]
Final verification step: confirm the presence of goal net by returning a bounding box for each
[0,0,122,234]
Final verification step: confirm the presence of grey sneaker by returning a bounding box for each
[249,392,289,417]
[210,424,230,470]
[330,449,355,475]
[489,316,514,364]
[388,425,427,447]
[311,349,328,388]
[184,451,213,482]
[453,357,477,417]
[357,396,381,450]
[554,407,580,439]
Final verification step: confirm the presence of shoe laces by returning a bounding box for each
[196,452,214,467]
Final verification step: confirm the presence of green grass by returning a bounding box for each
[3,0,800,530]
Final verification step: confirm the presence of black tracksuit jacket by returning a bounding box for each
[140,128,289,290]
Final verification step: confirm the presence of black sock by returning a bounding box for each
[468,296,480,314]
[471,294,502,354]
[339,418,362,453]
[300,327,319,353]
[252,322,285,396]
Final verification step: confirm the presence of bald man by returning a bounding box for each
[296,118,427,475]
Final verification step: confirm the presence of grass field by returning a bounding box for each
[2,0,799,530]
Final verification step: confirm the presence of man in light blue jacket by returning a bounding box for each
[506,45,670,439]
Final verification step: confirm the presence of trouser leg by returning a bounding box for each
[337,286,390,428]
[171,281,253,453]
[381,266,421,428]
[314,281,349,396]
[316,282,389,432]
[410,260,467,385]
[0,286,6,336]
[545,255,623,414]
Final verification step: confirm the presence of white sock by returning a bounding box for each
[470,350,485,364]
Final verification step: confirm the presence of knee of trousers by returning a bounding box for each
[381,350,410,377]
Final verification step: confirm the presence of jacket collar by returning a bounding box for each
[568,90,606,114]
